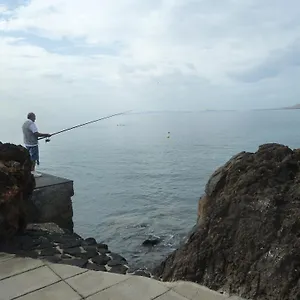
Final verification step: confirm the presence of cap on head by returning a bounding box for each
[27,112,36,121]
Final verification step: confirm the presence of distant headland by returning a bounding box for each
[282,104,300,109]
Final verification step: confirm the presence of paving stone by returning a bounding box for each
[0,252,15,263]
[156,290,189,300]
[0,265,60,300]
[85,276,169,300]
[48,262,88,279]
[17,281,81,300]
[172,282,228,300]
[66,270,129,298]
[0,257,44,280]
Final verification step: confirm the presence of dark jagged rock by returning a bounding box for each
[84,237,97,245]
[107,260,122,267]
[97,243,108,250]
[109,252,127,264]
[92,254,111,266]
[109,265,128,274]
[0,222,129,275]
[86,263,107,272]
[40,247,60,256]
[61,258,88,268]
[132,269,151,278]
[142,237,161,247]
[42,255,61,263]
[63,247,82,256]
[0,143,35,239]
[60,239,82,249]
[77,248,98,259]
[154,144,300,300]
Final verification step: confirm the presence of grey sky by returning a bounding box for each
[1,0,300,120]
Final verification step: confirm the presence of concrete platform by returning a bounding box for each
[0,253,244,300]
[34,173,73,189]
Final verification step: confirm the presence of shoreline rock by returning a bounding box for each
[0,222,130,275]
[154,143,300,300]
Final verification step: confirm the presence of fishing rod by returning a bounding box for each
[39,110,132,143]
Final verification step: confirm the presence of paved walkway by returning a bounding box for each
[0,253,243,300]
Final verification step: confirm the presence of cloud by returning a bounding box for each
[230,39,300,82]
[1,0,300,116]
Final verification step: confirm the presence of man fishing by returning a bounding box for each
[22,112,51,178]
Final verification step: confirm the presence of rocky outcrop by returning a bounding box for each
[0,142,35,239]
[154,144,300,300]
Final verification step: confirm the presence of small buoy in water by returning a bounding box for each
[167,131,170,138]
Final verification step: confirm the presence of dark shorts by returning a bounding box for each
[26,145,40,165]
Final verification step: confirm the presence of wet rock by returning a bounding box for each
[77,248,98,259]
[61,258,88,268]
[27,223,65,234]
[21,250,39,259]
[86,263,107,272]
[97,243,108,250]
[60,239,82,249]
[84,237,97,245]
[109,253,127,264]
[97,248,110,255]
[154,143,300,300]
[142,237,161,247]
[132,270,151,278]
[41,255,61,263]
[109,265,128,274]
[107,260,122,267]
[92,254,111,266]
[63,247,83,256]
[40,247,60,256]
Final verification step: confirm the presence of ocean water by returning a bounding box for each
[1,110,300,270]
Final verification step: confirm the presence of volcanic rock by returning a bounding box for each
[154,143,300,300]
[0,143,35,239]
[142,237,161,247]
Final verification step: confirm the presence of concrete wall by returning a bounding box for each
[25,174,74,232]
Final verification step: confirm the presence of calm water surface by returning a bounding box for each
[1,110,300,270]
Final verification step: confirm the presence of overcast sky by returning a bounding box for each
[1,0,300,119]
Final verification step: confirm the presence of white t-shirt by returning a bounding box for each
[24,120,39,147]
[29,122,38,134]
